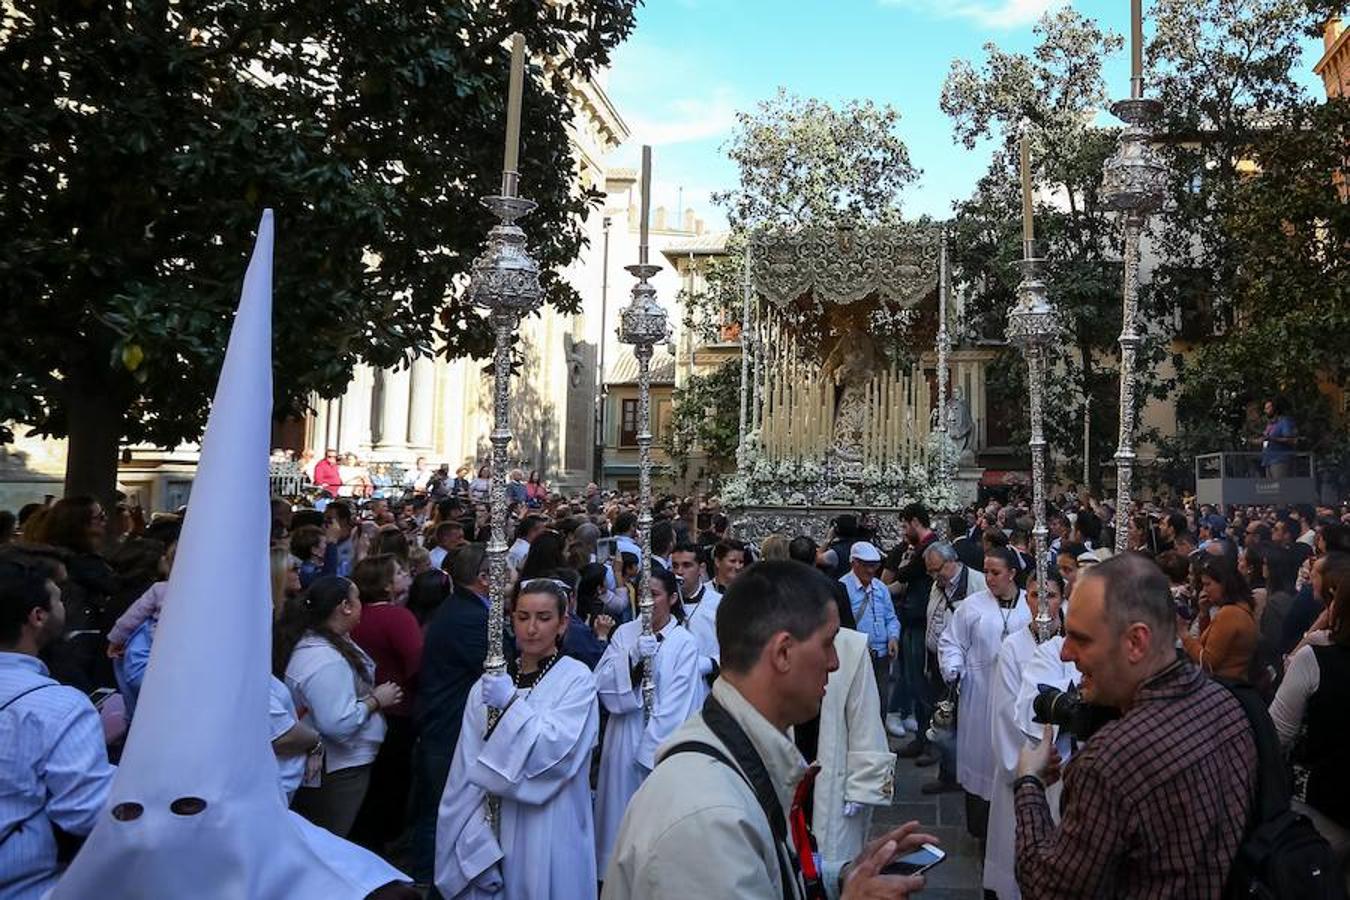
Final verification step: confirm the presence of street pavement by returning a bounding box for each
[869,731,986,899]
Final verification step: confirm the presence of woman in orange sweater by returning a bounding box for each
[1183,556,1258,679]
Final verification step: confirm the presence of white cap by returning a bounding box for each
[850,541,882,563]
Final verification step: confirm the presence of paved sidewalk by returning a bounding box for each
[868,733,985,899]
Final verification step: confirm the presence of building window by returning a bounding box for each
[620,398,639,447]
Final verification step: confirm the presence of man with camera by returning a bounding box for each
[1013,553,1257,897]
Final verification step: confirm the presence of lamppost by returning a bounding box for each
[1103,0,1167,553]
[617,145,668,718]
[465,34,542,830]
[1007,126,1060,642]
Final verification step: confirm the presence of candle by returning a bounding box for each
[639,145,652,263]
[503,34,525,180]
[1131,0,1143,94]
[1019,129,1034,246]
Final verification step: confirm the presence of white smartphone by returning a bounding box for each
[881,843,946,876]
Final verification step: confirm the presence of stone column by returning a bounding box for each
[308,392,329,455]
[337,365,375,453]
[408,356,436,453]
[375,364,412,459]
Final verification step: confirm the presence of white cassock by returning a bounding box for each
[681,583,722,707]
[435,655,600,900]
[811,628,896,862]
[938,589,1030,800]
[593,617,700,874]
[984,632,1081,900]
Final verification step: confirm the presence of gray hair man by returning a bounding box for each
[604,560,938,900]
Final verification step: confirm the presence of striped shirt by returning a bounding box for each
[1014,659,1256,899]
[0,651,115,900]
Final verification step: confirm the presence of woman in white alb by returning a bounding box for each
[435,579,600,900]
[593,567,700,876]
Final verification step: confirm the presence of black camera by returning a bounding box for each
[1032,683,1120,743]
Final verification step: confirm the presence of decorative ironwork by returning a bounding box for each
[730,505,907,548]
[618,251,669,720]
[1103,97,1166,552]
[1007,251,1059,641]
[747,223,942,309]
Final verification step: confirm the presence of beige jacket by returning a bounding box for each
[602,678,847,900]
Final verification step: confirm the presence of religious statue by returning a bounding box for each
[945,387,976,464]
[820,325,879,464]
[562,334,585,389]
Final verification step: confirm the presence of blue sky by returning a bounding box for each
[604,0,1326,230]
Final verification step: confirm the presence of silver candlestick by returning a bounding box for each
[1007,248,1059,641]
[618,146,669,720]
[465,35,542,833]
[1102,94,1166,553]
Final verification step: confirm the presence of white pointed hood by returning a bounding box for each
[54,211,406,898]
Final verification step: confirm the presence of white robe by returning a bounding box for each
[938,589,1030,800]
[984,632,1080,900]
[434,656,599,900]
[593,618,700,875]
[811,628,896,862]
[681,584,722,707]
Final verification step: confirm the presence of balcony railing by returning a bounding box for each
[1194,452,1318,506]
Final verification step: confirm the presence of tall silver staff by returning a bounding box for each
[937,230,952,443]
[1006,125,1060,641]
[617,146,668,718]
[1103,0,1166,552]
[465,34,542,830]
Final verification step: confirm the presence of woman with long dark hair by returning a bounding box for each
[275,575,402,837]
[1182,557,1258,680]
[518,531,567,582]
[435,580,600,899]
[406,568,452,628]
[349,555,423,852]
[28,495,117,690]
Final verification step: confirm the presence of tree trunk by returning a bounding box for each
[63,378,126,505]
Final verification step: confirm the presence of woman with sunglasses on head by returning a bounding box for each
[434,578,600,900]
[593,567,701,878]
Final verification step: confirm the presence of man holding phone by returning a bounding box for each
[604,560,939,899]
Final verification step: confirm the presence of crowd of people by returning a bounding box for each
[3,469,1350,898]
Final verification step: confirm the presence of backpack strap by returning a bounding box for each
[1217,678,1290,827]
[664,698,803,900]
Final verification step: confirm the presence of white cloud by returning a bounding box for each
[881,0,1063,29]
[624,89,739,147]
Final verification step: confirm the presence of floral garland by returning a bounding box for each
[726,429,963,512]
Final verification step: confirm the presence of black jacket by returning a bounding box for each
[417,587,489,759]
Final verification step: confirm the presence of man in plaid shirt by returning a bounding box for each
[1013,553,1257,898]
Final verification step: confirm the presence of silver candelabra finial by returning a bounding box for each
[618,146,669,721]
[469,33,542,834]
[1102,98,1166,554]
[1007,252,1059,642]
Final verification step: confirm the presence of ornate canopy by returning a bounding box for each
[747,222,942,309]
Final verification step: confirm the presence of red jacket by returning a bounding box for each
[314,458,342,493]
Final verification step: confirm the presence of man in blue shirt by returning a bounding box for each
[0,558,115,900]
[1260,397,1298,478]
[838,541,899,716]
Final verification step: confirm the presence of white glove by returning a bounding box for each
[481,673,516,709]
[697,655,715,676]
[635,634,659,660]
[842,801,864,818]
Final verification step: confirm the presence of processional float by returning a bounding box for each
[727,223,978,545]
